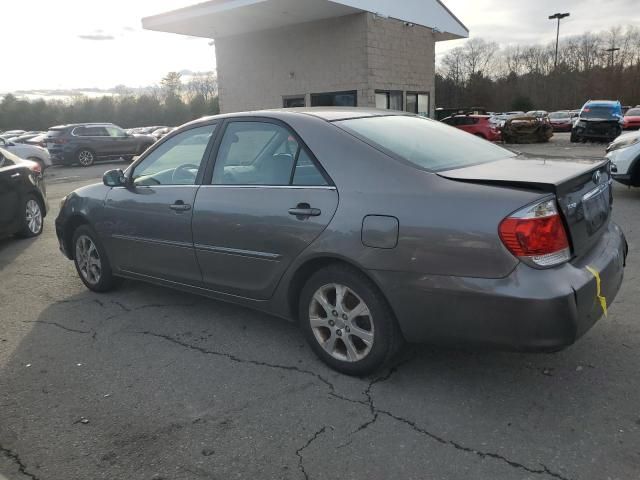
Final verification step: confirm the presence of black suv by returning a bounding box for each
[46,123,155,167]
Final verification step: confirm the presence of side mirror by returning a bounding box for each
[103,169,126,187]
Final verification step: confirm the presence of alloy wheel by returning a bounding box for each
[308,283,374,362]
[25,199,42,234]
[75,235,102,285]
[78,150,94,166]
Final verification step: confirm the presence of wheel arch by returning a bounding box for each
[285,254,395,325]
[62,214,92,260]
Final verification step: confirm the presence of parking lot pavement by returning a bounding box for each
[1,152,639,480]
[505,132,608,159]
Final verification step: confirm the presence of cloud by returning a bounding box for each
[78,33,115,41]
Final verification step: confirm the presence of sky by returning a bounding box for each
[2,0,639,93]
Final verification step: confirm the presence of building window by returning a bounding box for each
[283,96,306,108]
[375,90,403,111]
[406,92,430,117]
[310,91,357,107]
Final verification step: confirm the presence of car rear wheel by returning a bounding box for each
[16,195,43,238]
[299,264,403,376]
[72,225,120,292]
[76,149,95,167]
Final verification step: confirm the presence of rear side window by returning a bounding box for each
[336,115,514,172]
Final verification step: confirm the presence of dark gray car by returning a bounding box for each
[55,108,628,375]
[46,123,155,167]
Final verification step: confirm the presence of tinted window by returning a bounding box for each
[336,115,514,172]
[132,124,216,186]
[79,126,109,136]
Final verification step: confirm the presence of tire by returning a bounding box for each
[299,264,403,376]
[76,149,95,167]
[72,225,120,292]
[570,131,578,143]
[16,194,44,238]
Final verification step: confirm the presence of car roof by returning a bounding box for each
[49,122,116,129]
[180,107,411,129]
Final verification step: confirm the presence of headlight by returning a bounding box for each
[607,136,640,152]
[59,195,68,209]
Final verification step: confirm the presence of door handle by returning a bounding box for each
[289,203,321,217]
[169,201,192,212]
[10,173,20,178]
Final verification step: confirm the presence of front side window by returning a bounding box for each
[132,124,216,186]
[106,126,126,137]
[212,121,327,186]
[336,115,513,172]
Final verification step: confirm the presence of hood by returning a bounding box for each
[438,156,607,190]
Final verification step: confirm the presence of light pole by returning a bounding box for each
[549,12,570,69]
[605,47,620,68]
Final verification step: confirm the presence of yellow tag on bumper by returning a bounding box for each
[586,266,608,318]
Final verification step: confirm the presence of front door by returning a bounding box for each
[0,155,21,235]
[103,123,218,284]
[192,119,338,300]
[105,125,137,156]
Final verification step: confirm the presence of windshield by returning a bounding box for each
[625,108,640,116]
[335,115,514,172]
[581,106,620,119]
[549,112,569,119]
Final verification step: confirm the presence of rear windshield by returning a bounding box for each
[549,112,569,119]
[334,115,514,172]
[625,108,640,116]
[581,106,620,119]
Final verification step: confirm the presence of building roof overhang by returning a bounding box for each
[142,0,468,41]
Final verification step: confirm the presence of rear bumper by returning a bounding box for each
[370,221,627,350]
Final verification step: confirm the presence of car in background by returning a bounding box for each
[441,114,501,141]
[0,148,47,239]
[151,126,174,140]
[526,110,549,119]
[8,132,44,144]
[606,130,640,186]
[0,137,51,169]
[548,111,573,132]
[0,130,27,139]
[45,123,156,167]
[56,108,626,374]
[571,100,623,143]
[622,107,640,130]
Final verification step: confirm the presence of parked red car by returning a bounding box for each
[548,111,574,132]
[623,108,640,130]
[441,115,502,141]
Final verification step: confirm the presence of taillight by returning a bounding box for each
[499,198,570,268]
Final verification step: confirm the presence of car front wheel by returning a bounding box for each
[16,195,43,238]
[72,225,120,292]
[299,264,403,376]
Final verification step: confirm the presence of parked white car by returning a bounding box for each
[0,137,51,169]
[606,130,640,186]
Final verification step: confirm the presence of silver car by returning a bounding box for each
[56,108,627,375]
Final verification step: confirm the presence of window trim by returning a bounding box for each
[127,121,219,187]
[202,117,334,188]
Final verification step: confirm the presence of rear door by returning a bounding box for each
[103,123,218,284]
[192,119,338,300]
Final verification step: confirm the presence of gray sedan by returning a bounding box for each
[55,108,627,375]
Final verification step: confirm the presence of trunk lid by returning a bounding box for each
[438,156,612,259]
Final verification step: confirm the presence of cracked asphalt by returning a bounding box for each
[1,134,639,480]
